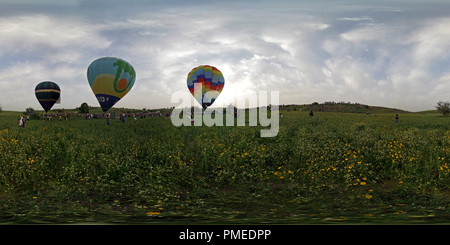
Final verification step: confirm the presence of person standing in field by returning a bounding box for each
[395,114,399,123]
[19,116,25,128]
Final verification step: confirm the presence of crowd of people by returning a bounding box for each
[16,111,172,127]
[41,113,76,122]
[82,111,171,120]
[18,110,402,127]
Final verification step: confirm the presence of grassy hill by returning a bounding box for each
[281,102,410,114]
[0,102,418,116]
[1,105,450,224]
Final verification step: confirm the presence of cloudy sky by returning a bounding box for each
[1,0,450,112]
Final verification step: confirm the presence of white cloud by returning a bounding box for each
[0,15,110,54]
[337,17,374,22]
[1,1,450,112]
[339,23,389,42]
[407,18,450,68]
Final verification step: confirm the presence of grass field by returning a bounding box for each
[0,109,449,224]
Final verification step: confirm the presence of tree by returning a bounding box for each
[0,104,2,114]
[24,107,35,115]
[79,102,89,113]
[436,101,450,116]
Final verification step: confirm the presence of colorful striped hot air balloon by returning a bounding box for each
[35,81,61,112]
[87,57,136,112]
[187,65,224,109]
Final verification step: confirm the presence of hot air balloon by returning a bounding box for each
[87,57,136,112]
[187,65,224,109]
[35,81,61,112]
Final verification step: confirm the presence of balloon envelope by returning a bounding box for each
[87,57,136,112]
[35,81,61,112]
[187,65,224,109]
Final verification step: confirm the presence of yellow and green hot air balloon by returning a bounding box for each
[87,57,136,112]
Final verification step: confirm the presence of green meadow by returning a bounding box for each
[0,109,449,224]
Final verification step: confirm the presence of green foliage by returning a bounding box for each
[78,102,89,113]
[436,100,450,116]
[23,107,35,115]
